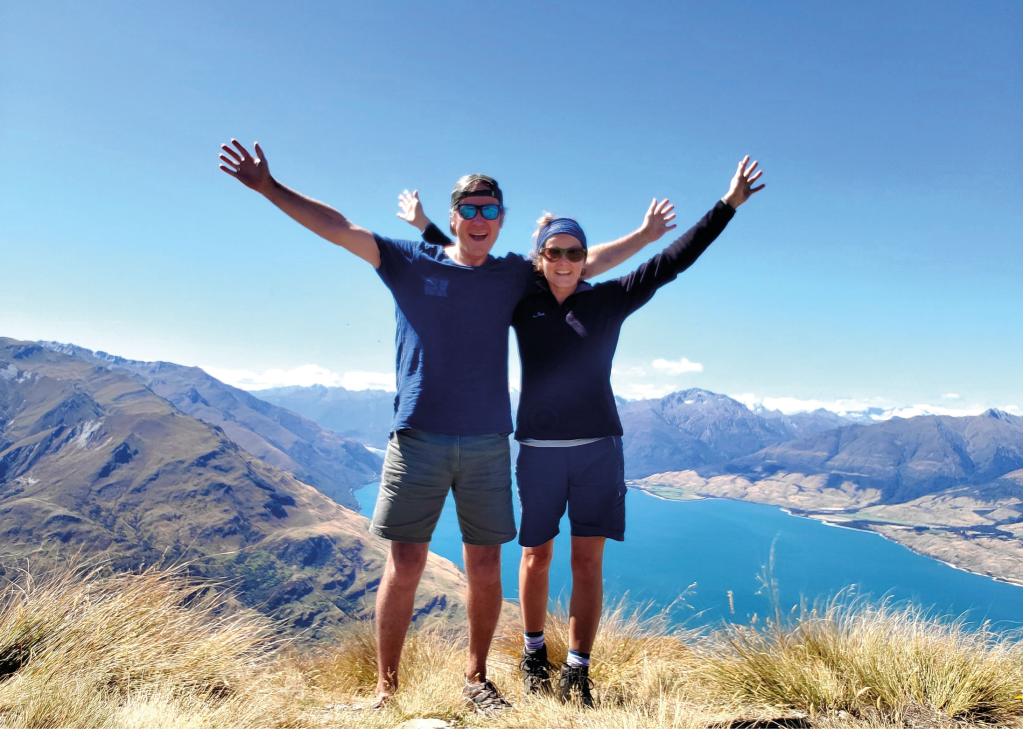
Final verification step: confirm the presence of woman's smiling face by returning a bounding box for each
[540,233,586,294]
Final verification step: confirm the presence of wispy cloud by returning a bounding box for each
[201,364,395,391]
[652,357,703,375]
[612,356,702,400]
[614,382,681,400]
[879,404,983,419]
[731,394,891,415]
[941,393,961,400]
[731,393,1021,420]
[611,366,647,377]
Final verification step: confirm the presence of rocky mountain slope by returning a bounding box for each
[617,389,859,478]
[38,342,380,509]
[0,338,466,640]
[712,409,1023,501]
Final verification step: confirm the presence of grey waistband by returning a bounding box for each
[519,437,606,448]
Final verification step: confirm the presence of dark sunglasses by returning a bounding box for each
[540,246,587,263]
[456,203,502,220]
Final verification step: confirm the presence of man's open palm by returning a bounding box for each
[220,140,271,193]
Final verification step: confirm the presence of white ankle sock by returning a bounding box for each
[566,650,590,667]
[523,631,545,652]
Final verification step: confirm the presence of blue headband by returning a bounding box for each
[536,218,587,252]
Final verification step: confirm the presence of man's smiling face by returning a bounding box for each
[449,192,504,260]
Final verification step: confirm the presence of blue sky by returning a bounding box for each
[2,1,1021,416]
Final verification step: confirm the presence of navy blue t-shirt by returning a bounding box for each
[374,235,536,435]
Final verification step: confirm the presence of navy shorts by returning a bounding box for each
[514,436,626,548]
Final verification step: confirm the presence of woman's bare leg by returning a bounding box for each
[519,539,554,632]
[568,536,605,653]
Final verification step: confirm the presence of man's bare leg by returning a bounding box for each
[568,536,606,654]
[463,543,503,683]
[375,541,430,699]
[520,539,554,633]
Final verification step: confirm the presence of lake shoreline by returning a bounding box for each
[357,479,1023,627]
[628,483,1023,590]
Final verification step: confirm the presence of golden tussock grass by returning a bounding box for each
[702,595,1023,727]
[2,562,1022,728]
[0,561,301,728]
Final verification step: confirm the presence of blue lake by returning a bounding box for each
[355,481,1023,629]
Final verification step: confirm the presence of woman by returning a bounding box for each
[400,157,764,706]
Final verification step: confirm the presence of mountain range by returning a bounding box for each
[616,389,863,478]
[256,383,395,450]
[252,384,866,478]
[37,342,380,510]
[709,408,1023,502]
[0,338,466,640]
[251,381,1023,584]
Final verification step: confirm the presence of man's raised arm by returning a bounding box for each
[583,198,677,278]
[219,140,380,268]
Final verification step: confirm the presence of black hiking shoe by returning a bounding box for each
[519,644,555,696]
[558,664,595,708]
[463,678,512,715]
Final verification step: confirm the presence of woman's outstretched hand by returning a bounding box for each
[397,189,431,233]
[723,156,765,209]
[639,198,678,244]
[219,140,272,194]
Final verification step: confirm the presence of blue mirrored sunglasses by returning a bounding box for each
[456,204,502,221]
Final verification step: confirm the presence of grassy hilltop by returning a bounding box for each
[2,564,1021,729]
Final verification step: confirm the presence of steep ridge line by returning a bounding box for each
[37,341,381,510]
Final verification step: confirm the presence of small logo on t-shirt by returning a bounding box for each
[532,311,545,318]
[423,277,449,297]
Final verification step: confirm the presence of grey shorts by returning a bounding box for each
[369,429,516,546]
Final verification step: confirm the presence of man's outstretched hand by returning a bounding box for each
[723,156,765,209]
[397,189,431,233]
[639,198,678,244]
[220,140,272,194]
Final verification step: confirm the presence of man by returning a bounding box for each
[218,139,675,711]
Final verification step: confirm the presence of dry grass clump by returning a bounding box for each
[699,595,1023,727]
[0,561,291,728]
[304,594,1023,729]
[4,559,1023,729]
[302,619,473,725]
[306,618,466,693]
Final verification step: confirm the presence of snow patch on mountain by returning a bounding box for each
[730,393,1021,421]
